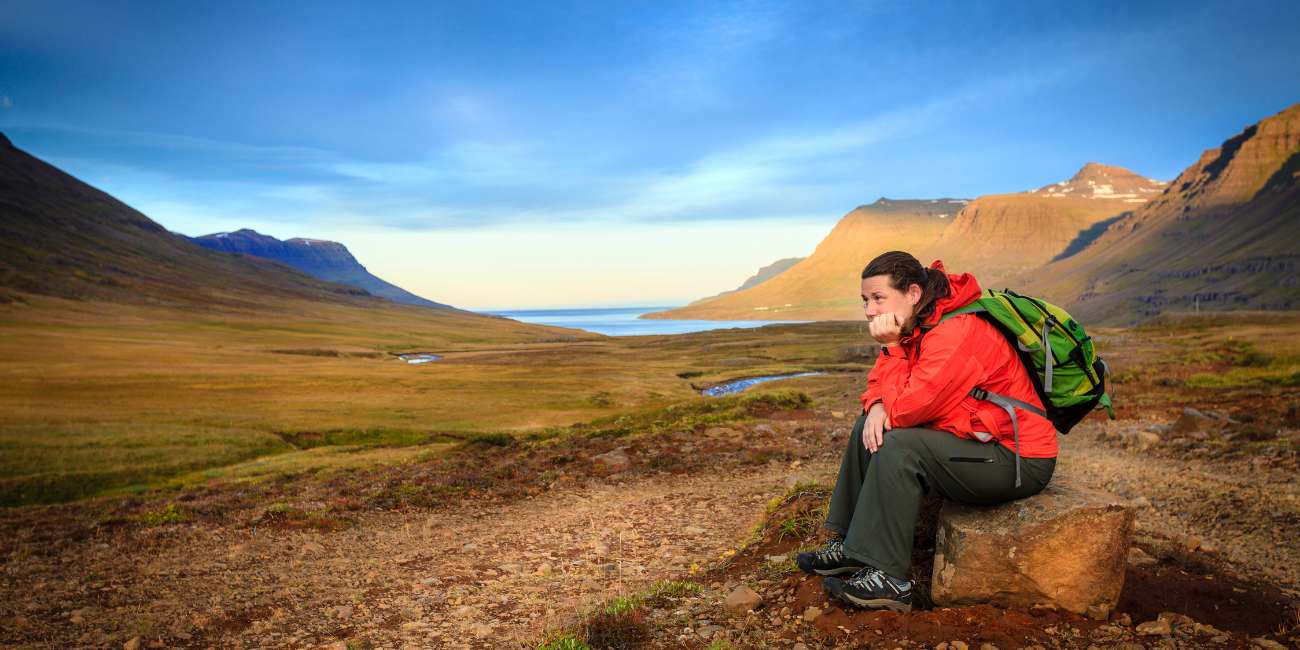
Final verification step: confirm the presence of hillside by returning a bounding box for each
[0,131,587,342]
[192,229,452,309]
[646,199,965,320]
[688,256,803,305]
[921,163,1165,289]
[1012,103,1300,324]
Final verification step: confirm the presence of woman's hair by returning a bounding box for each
[861,251,951,331]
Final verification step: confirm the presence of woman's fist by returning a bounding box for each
[867,311,903,346]
[863,402,891,453]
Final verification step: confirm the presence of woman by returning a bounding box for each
[795,251,1058,612]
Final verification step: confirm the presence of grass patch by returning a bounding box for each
[135,503,187,526]
[255,503,353,531]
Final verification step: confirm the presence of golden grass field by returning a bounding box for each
[0,296,872,506]
[2,293,1296,509]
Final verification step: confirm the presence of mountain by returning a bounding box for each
[1008,103,1300,324]
[918,163,1166,289]
[688,256,803,305]
[192,229,451,309]
[646,198,966,320]
[0,131,589,342]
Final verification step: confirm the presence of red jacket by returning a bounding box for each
[860,261,1058,458]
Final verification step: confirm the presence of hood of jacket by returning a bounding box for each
[896,260,982,346]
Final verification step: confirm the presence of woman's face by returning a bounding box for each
[861,274,921,328]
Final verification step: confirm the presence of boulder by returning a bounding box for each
[931,478,1135,614]
[591,446,631,472]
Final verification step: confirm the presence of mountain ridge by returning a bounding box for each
[191,229,451,309]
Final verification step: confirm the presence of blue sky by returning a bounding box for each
[2,1,1299,308]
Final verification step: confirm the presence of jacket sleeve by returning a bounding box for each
[876,316,987,428]
[859,352,893,412]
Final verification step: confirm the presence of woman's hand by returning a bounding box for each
[863,402,891,453]
[867,312,903,346]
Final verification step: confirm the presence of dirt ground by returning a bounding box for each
[3,401,1298,649]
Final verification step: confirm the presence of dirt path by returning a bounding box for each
[4,463,810,649]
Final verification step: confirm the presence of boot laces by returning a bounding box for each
[815,539,846,564]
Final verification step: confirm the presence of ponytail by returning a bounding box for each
[861,251,952,333]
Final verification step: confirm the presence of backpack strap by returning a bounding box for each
[969,387,1048,489]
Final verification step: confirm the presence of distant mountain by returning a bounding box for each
[920,163,1166,289]
[646,198,966,320]
[688,257,803,305]
[192,229,451,309]
[1012,103,1300,323]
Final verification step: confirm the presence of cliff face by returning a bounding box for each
[192,230,451,309]
[1012,103,1300,323]
[646,198,965,320]
[920,164,1165,289]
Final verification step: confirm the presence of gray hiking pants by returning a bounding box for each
[824,413,1056,580]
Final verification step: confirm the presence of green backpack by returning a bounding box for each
[942,288,1115,434]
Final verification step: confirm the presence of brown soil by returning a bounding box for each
[3,376,1299,649]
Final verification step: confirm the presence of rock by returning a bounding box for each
[1136,619,1172,636]
[1116,613,1132,627]
[471,623,492,637]
[931,478,1135,614]
[123,638,142,650]
[1250,638,1286,650]
[300,542,325,555]
[1086,603,1111,621]
[683,526,707,535]
[831,411,846,419]
[592,446,632,471]
[697,624,723,638]
[802,606,823,622]
[334,605,353,619]
[949,642,969,650]
[535,562,553,577]
[1134,431,1161,451]
[979,644,1000,650]
[1171,408,1217,435]
[723,585,762,615]
[1127,546,1158,567]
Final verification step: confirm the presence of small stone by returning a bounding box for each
[1116,613,1132,626]
[69,612,85,625]
[1250,638,1286,650]
[979,644,1000,650]
[1127,547,1159,567]
[684,526,707,535]
[592,446,632,471]
[1136,619,1172,636]
[765,554,789,564]
[1134,430,1161,451]
[535,562,553,577]
[123,638,142,650]
[723,585,762,615]
[1086,603,1112,621]
[300,541,325,554]
[802,606,823,622]
[334,605,353,619]
[698,624,723,638]
[832,411,846,419]
[949,642,969,650]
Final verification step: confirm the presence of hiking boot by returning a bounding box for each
[822,565,913,612]
[795,538,865,576]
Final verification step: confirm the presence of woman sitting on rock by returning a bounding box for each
[796,250,1058,612]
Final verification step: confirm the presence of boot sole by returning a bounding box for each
[796,561,865,577]
[836,594,912,613]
